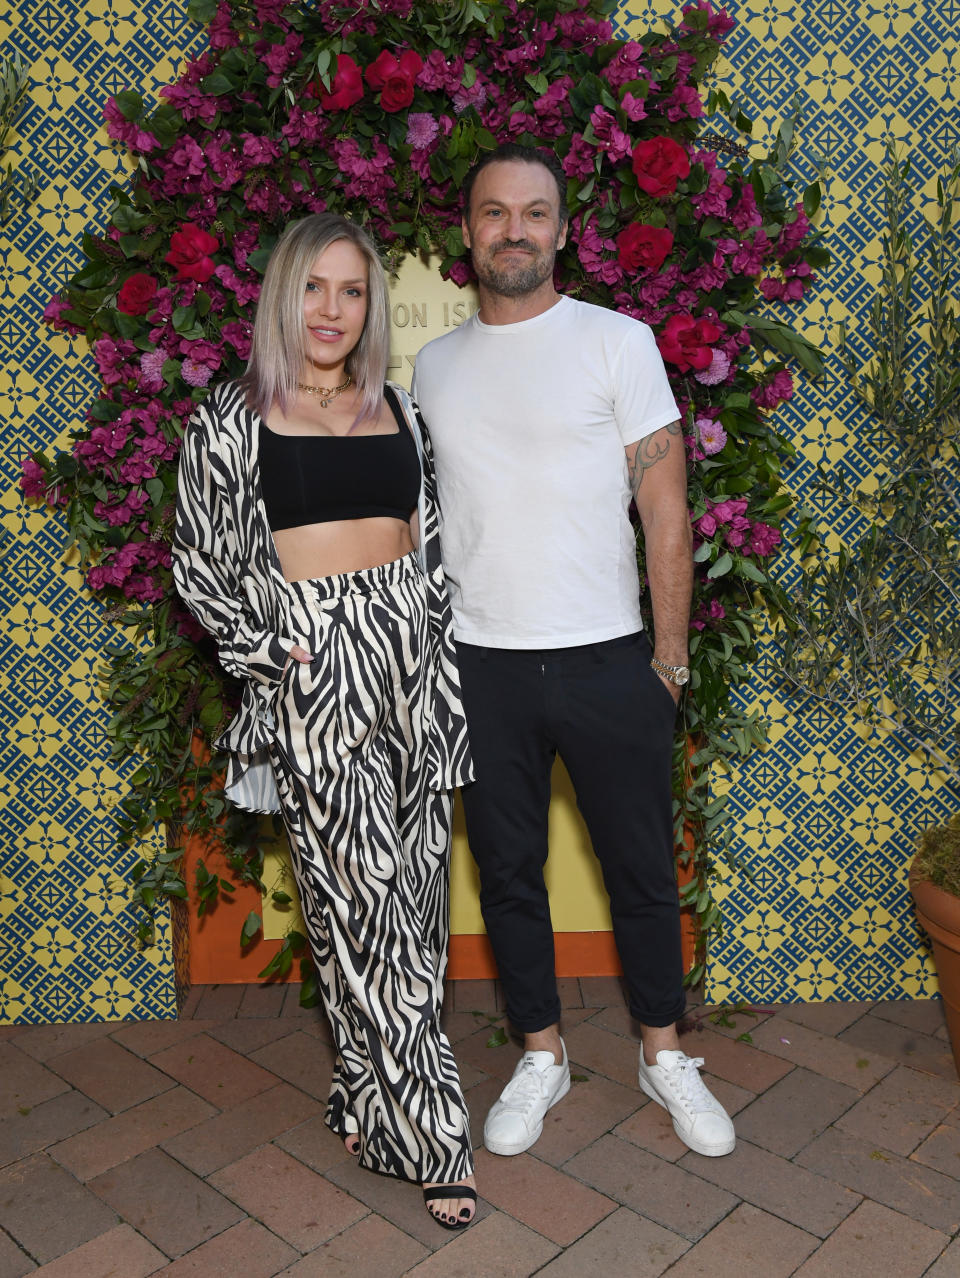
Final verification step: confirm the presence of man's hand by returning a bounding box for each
[655,669,682,704]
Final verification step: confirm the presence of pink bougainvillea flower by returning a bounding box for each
[631,136,690,198]
[365,49,423,112]
[616,223,674,274]
[657,313,723,371]
[117,272,159,315]
[164,224,219,282]
[748,522,782,556]
[315,53,364,111]
[20,456,47,501]
[752,368,795,409]
[621,91,647,122]
[680,0,736,37]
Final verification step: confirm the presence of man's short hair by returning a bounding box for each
[462,143,569,225]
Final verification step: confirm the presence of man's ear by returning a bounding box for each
[461,214,471,250]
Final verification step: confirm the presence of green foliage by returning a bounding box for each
[23,0,823,981]
[0,52,39,226]
[914,813,960,897]
[780,146,960,782]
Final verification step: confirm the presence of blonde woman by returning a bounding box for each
[173,214,477,1229]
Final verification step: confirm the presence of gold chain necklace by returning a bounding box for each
[297,374,352,408]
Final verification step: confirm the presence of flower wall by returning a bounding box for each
[5,0,949,1020]
[20,0,824,998]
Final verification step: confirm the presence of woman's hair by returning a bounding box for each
[241,213,390,424]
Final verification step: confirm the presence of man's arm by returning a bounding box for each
[625,420,693,702]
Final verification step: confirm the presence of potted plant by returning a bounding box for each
[910,817,960,1067]
[781,144,960,1072]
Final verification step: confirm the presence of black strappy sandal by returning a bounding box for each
[422,1184,477,1231]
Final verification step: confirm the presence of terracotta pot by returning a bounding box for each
[909,869,960,1079]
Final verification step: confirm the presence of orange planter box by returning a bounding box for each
[182,830,697,986]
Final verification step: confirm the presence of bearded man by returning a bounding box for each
[412,143,734,1160]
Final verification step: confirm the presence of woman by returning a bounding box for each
[172,214,477,1229]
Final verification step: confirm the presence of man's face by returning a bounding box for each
[463,160,567,298]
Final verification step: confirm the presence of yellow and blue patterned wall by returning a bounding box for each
[2,0,958,1021]
[0,1,205,1023]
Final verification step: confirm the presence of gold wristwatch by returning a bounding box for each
[650,656,690,687]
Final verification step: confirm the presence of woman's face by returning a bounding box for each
[302,238,369,374]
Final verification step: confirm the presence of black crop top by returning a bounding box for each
[259,386,420,532]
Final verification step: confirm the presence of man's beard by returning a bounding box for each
[473,239,557,297]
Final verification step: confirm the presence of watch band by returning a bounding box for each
[650,656,690,686]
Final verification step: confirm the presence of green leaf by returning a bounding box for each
[707,552,733,579]
[113,90,144,122]
[246,248,273,274]
[202,69,238,97]
[241,911,262,945]
[171,305,197,334]
[187,0,218,22]
[738,557,767,583]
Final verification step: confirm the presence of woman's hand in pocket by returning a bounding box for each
[285,644,314,672]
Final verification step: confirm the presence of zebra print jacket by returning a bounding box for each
[172,378,474,812]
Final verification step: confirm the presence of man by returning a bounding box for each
[412,143,734,1159]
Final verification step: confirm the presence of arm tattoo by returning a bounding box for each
[628,419,681,498]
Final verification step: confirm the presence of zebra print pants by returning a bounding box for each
[267,552,473,1186]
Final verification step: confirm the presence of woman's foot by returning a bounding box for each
[423,1173,477,1229]
[341,1115,360,1156]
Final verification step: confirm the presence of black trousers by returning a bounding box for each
[456,631,686,1032]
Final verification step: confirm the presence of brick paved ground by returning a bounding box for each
[1,982,958,1276]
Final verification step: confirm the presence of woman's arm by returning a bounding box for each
[172,402,292,685]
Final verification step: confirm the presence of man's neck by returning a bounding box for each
[477,284,562,326]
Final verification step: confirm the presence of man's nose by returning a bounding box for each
[505,212,526,240]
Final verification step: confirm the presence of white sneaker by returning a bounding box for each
[483,1042,571,1156]
[638,1049,736,1157]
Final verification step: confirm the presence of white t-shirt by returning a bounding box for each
[411,295,679,648]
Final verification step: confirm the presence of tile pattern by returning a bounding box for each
[0,0,207,1026]
[0,983,957,1275]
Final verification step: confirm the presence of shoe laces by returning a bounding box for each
[662,1055,713,1114]
[500,1056,553,1113]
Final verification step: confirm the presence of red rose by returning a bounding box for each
[616,223,674,273]
[365,49,423,113]
[316,53,364,111]
[631,136,691,198]
[117,272,159,315]
[657,314,724,372]
[164,224,219,283]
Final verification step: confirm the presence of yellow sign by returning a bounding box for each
[385,254,478,389]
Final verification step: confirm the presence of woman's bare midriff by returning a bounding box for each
[273,516,416,582]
